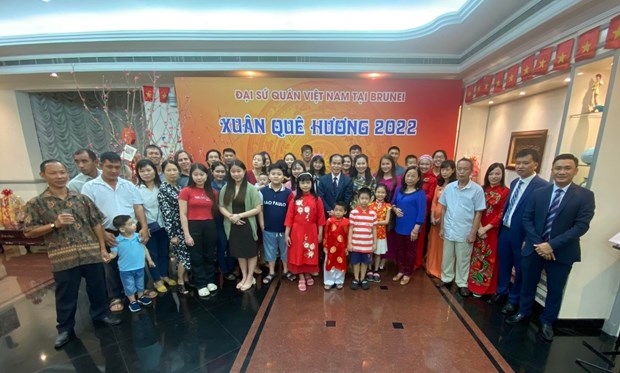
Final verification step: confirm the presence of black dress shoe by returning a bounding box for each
[459,287,471,297]
[435,281,452,288]
[94,315,122,327]
[54,330,75,349]
[505,313,530,325]
[488,293,507,305]
[540,323,554,342]
[501,303,518,315]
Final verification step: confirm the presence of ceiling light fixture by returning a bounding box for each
[564,77,571,82]
[49,72,58,78]
[577,72,584,76]
[488,100,494,104]
[519,91,526,96]
[368,73,381,79]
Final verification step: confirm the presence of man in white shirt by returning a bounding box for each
[67,149,101,193]
[82,151,149,312]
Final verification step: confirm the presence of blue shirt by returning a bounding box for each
[260,184,292,233]
[111,233,146,271]
[439,180,486,242]
[393,188,426,235]
[81,176,143,230]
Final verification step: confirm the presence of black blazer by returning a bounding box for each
[501,175,549,245]
[522,183,595,265]
[318,173,353,216]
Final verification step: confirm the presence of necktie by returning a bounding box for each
[503,180,524,226]
[332,177,338,193]
[543,189,564,241]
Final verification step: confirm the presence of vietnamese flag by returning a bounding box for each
[605,14,620,50]
[552,39,574,71]
[505,64,519,89]
[464,85,475,103]
[534,47,553,75]
[143,85,154,102]
[493,70,505,93]
[159,86,170,103]
[575,27,600,62]
[521,55,535,82]
[475,76,492,97]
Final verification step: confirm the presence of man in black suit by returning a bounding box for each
[493,149,549,314]
[506,154,595,342]
[318,154,353,217]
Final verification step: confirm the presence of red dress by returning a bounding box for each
[285,193,326,274]
[468,185,509,295]
[415,171,437,269]
[324,217,349,272]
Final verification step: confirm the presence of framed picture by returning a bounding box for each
[506,130,547,172]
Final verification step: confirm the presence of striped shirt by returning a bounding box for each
[349,206,377,253]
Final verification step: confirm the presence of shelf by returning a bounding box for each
[569,112,603,119]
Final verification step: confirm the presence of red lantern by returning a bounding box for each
[122,127,136,145]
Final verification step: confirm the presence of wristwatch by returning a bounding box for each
[50,223,57,230]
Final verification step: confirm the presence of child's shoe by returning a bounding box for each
[361,280,370,290]
[350,280,360,290]
[373,272,381,283]
[366,271,374,281]
[129,301,141,313]
[138,296,152,306]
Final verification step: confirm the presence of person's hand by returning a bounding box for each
[477,227,487,237]
[347,245,353,252]
[101,249,110,263]
[439,228,444,239]
[104,231,118,247]
[148,260,156,268]
[185,234,194,247]
[55,213,75,227]
[410,230,419,241]
[393,207,404,218]
[466,232,476,244]
[170,237,179,245]
[285,235,291,246]
[139,228,151,244]
[318,235,323,244]
[328,210,334,216]
[534,242,556,261]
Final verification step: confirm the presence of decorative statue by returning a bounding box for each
[589,74,604,112]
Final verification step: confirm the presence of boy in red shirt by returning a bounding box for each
[347,187,377,290]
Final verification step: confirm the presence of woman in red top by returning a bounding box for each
[415,154,437,270]
[179,163,219,297]
[468,163,509,297]
[246,153,266,185]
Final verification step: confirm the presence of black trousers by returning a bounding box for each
[104,229,124,300]
[188,220,217,289]
[53,262,108,333]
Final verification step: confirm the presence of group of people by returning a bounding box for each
[23,141,594,348]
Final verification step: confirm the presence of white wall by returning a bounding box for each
[482,88,568,184]
[455,105,489,183]
[0,90,45,201]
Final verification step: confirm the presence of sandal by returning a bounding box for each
[298,278,307,291]
[145,289,158,298]
[400,276,411,285]
[283,272,297,282]
[155,283,168,293]
[336,283,344,290]
[162,278,177,286]
[254,267,263,275]
[306,277,315,286]
[324,284,333,290]
[109,298,124,312]
[263,273,276,285]
[177,283,189,295]
[393,273,404,282]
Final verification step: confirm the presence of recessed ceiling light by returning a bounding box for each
[367,73,381,79]
[49,72,58,78]
[519,91,526,96]
[488,100,494,104]
[564,77,571,82]
[41,0,51,3]
[577,72,584,76]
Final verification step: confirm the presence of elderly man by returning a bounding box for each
[24,160,121,349]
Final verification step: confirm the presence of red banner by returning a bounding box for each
[464,84,475,103]
[143,85,154,102]
[475,76,492,97]
[605,14,620,50]
[552,39,574,71]
[534,47,553,75]
[521,55,535,82]
[575,26,600,62]
[159,86,170,103]
[493,70,505,93]
[505,64,519,89]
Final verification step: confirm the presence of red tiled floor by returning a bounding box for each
[235,270,513,372]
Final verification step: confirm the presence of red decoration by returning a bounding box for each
[552,39,574,71]
[520,54,535,82]
[493,70,505,93]
[605,14,620,50]
[464,85,475,104]
[122,127,136,145]
[159,87,170,103]
[143,85,154,102]
[505,64,519,89]
[534,47,553,75]
[575,27,600,62]
[475,76,493,97]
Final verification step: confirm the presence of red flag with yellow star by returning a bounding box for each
[534,47,553,75]
[552,39,574,71]
[520,55,535,81]
[464,85,475,103]
[605,14,620,49]
[475,76,492,97]
[493,70,505,93]
[159,87,170,103]
[575,27,600,62]
[505,64,519,89]
[143,85,154,102]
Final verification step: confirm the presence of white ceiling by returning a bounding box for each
[0,0,619,90]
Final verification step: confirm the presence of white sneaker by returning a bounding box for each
[198,287,210,297]
[207,283,218,292]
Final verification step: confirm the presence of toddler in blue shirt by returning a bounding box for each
[110,215,155,312]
